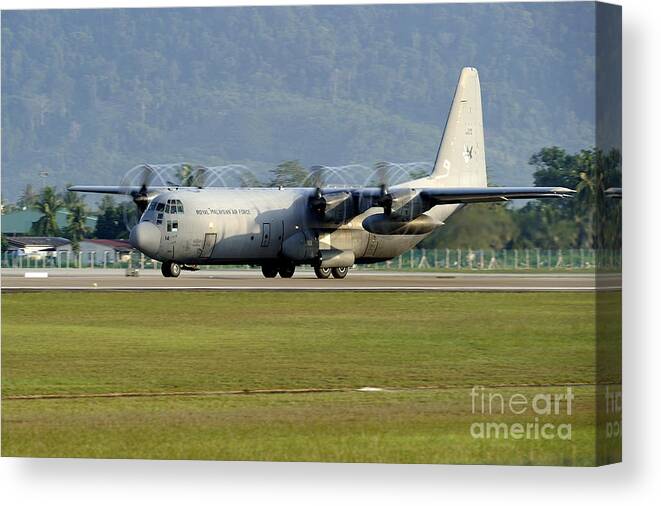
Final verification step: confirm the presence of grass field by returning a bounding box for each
[1,291,620,464]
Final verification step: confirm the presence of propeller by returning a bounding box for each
[119,164,160,231]
[190,165,210,188]
[129,165,157,214]
[309,187,326,214]
[377,183,393,215]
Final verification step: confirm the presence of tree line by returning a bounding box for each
[1,146,621,253]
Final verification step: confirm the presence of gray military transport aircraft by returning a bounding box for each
[69,68,574,279]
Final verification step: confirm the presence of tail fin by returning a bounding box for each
[431,67,487,188]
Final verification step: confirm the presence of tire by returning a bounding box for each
[331,266,349,279]
[314,266,332,279]
[278,262,296,278]
[161,261,181,278]
[261,263,279,278]
[161,261,172,277]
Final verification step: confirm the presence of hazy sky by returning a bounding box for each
[1,2,608,200]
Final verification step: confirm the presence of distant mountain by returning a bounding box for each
[1,3,596,200]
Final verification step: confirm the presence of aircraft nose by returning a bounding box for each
[129,221,161,257]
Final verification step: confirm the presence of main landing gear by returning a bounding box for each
[161,260,181,278]
[314,266,332,279]
[330,266,349,279]
[261,263,279,278]
[260,262,350,279]
[261,261,296,279]
[314,265,349,279]
[278,261,296,278]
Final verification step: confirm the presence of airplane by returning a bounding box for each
[69,67,574,279]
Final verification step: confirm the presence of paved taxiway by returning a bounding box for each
[1,268,619,292]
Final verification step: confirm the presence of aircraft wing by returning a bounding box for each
[68,185,173,196]
[304,185,575,229]
[419,186,575,204]
[68,185,143,195]
[347,185,574,204]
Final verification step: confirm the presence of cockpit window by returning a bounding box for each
[151,199,183,226]
[163,199,184,214]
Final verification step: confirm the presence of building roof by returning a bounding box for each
[80,239,133,251]
[6,236,71,249]
[1,208,97,235]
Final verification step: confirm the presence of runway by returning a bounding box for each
[1,268,618,292]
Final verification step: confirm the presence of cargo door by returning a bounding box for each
[200,233,217,258]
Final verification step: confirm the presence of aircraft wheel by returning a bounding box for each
[278,262,296,279]
[261,264,279,278]
[164,261,181,278]
[314,266,332,279]
[331,266,349,279]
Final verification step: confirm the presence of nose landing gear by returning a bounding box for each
[161,260,181,278]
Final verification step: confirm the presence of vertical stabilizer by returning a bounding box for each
[431,67,487,187]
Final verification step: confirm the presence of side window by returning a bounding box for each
[157,213,163,225]
[156,203,165,212]
[177,200,184,213]
[166,220,179,232]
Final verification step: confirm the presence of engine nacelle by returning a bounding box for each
[309,190,354,224]
[362,213,441,235]
[319,248,355,268]
[382,189,427,221]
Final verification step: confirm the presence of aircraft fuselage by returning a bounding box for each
[132,186,455,267]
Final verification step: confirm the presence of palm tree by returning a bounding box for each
[66,202,90,254]
[32,186,63,236]
[62,183,84,209]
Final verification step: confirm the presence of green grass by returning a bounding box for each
[2,388,601,465]
[1,291,620,464]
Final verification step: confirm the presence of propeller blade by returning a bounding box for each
[377,183,393,215]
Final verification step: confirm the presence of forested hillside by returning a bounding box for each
[2,3,596,200]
